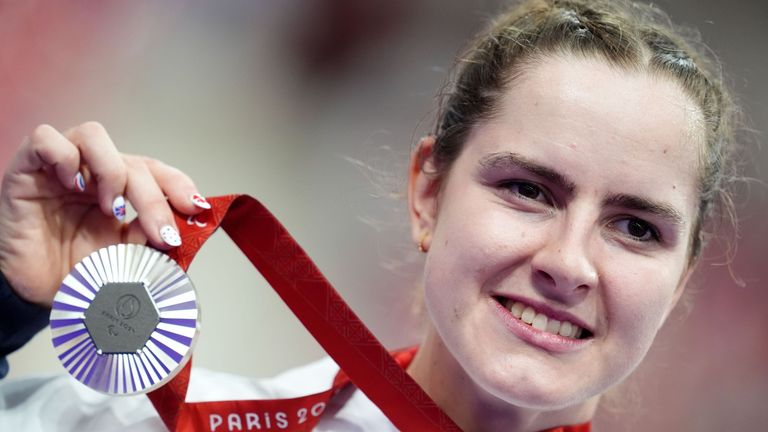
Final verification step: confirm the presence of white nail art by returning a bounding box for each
[190,194,211,210]
[112,196,126,222]
[160,225,182,247]
[74,172,86,192]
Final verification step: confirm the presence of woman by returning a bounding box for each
[0,0,738,430]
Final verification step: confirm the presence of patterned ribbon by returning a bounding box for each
[145,195,461,431]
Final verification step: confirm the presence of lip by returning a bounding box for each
[488,297,593,354]
[494,293,594,334]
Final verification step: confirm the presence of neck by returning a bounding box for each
[407,326,598,432]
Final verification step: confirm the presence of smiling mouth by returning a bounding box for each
[492,296,593,340]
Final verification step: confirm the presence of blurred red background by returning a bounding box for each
[1,1,765,430]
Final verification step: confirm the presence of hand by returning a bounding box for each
[0,122,209,307]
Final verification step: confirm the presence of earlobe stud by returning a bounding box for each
[418,232,430,253]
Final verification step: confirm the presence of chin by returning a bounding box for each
[472,359,599,411]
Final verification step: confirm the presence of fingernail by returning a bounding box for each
[160,225,182,247]
[190,194,211,210]
[112,196,126,222]
[74,172,86,192]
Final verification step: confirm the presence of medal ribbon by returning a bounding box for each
[145,195,591,432]
[145,195,461,431]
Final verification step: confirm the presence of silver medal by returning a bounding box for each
[50,244,200,395]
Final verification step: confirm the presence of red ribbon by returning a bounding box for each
[145,195,591,432]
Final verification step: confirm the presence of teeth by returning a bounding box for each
[546,318,561,334]
[505,301,586,339]
[531,313,547,331]
[559,321,573,338]
[521,306,536,324]
[510,302,525,319]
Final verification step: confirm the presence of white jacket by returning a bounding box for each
[0,356,397,431]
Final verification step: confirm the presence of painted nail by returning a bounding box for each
[190,194,211,210]
[74,172,86,192]
[160,225,182,247]
[112,196,126,222]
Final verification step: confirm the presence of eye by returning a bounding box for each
[500,181,550,204]
[613,217,660,242]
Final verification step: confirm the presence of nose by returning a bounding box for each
[530,219,598,303]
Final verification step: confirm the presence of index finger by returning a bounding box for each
[64,122,128,219]
[6,125,82,192]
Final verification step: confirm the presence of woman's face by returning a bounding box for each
[412,55,703,408]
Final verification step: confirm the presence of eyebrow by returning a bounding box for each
[603,194,685,227]
[478,152,576,194]
[477,151,686,227]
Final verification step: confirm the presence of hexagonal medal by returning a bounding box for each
[50,244,199,395]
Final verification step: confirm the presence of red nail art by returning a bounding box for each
[190,194,211,210]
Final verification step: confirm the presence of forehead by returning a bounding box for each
[508,55,703,149]
[460,54,703,216]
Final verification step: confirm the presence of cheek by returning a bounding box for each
[432,188,547,266]
[421,197,545,321]
[601,258,683,359]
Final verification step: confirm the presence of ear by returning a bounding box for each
[408,136,441,251]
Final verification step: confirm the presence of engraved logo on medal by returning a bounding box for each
[84,282,160,354]
[116,294,141,319]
